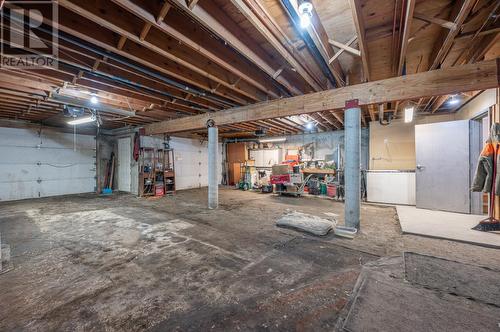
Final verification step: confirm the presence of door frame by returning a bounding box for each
[117,136,132,192]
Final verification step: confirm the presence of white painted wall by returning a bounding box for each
[132,135,223,193]
[0,126,96,202]
[366,171,416,205]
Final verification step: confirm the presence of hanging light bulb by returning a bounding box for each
[298,1,313,29]
[90,95,99,105]
[448,94,460,106]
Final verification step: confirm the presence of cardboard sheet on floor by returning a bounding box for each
[276,211,335,236]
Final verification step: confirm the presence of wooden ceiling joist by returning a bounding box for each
[230,0,323,91]
[58,0,258,105]
[168,0,303,96]
[396,0,416,76]
[347,0,370,82]
[145,59,499,134]
[413,12,457,30]
[110,0,282,100]
[429,0,478,71]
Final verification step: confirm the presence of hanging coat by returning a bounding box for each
[472,123,500,195]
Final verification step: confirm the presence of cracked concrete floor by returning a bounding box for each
[1,187,499,331]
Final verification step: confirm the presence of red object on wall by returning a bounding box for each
[270,174,290,184]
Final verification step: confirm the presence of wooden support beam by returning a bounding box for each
[413,12,457,30]
[328,39,361,57]
[429,0,477,70]
[431,95,450,113]
[111,0,282,99]
[117,35,127,50]
[230,0,323,91]
[397,0,416,76]
[456,27,500,40]
[139,22,152,41]
[283,0,345,87]
[168,0,303,95]
[367,104,376,122]
[187,0,200,10]
[156,2,172,23]
[330,111,344,125]
[329,36,357,64]
[60,0,258,104]
[145,59,499,134]
[347,0,370,81]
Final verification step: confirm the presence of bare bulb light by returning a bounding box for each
[90,96,99,105]
[306,122,314,130]
[300,13,311,28]
[298,1,313,29]
[448,95,460,106]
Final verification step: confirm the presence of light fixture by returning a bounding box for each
[259,137,286,143]
[306,122,315,130]
[298,1,313,28]
[448,95,460,106]
[68,115,96,125]
[90,95,99,105]
[404,106,414,123]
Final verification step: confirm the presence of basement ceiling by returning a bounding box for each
[0,0,498,138]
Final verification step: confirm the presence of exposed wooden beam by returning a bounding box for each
[431,95,449,113]
[330,111,344,126]
[429,0,477,70]
[230,0,323,91]
[282,0,345,87]
[367,104,377,122]
[156,2,172,23]
[187,0,200,10]
[111,0,281,99]
[59,0,257,104]
[329,36,357,64]
[347,0,370,81]
[145,59,500,134]
[413,12,457,30]
[168,0,303,95]
[139,22,152,41]
[397,0,416,76]
[455,27,500,40]
[328,39,361,57]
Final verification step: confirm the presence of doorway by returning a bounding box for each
[117,137,132,192]
[415,120,471,213]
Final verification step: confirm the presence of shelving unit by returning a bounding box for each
[164,148,175,195]
[138,147,155,197]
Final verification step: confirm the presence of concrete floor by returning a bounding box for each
[1,188,500,331]
[397,205,500,248]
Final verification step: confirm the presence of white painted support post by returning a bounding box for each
[344,99,361,229]
[208,126,218,209]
